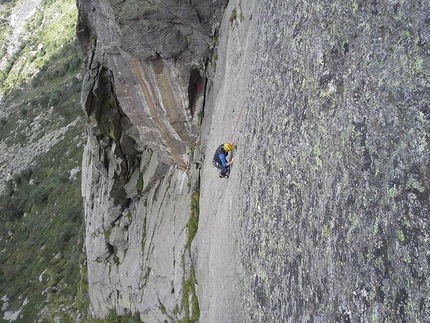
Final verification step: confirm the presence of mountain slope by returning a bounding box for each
[0,0,87,321]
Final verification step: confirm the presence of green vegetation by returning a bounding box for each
[153,187,158,202]
[322,224,330,238]
[0,0,100,321]
[179,265,200,323]
[103,228,113,241]
[0,0,79,95]
[174,190,201,322]
[229,2,244,26]
[141,216,147,251]
[313,142,323,168]
[397,230,405,242]
[79,311,142,323]
[136,171,144,194]
[185,190,200,251]
[229,8,237,25]
[0,120,85,321]
[0,0,18,56]
[352,2,359,15]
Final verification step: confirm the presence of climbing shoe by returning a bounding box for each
[219,174,228,178]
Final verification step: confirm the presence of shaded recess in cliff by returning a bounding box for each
[82,63,139,209]
[188,68,206,117]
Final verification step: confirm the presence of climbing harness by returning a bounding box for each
[212,160,228,178]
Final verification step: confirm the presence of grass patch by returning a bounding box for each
[185,190,200,251]
[228,2,244,26]
[103,228,112,241]
[229,8,237,25]
[136,171,144,194]
[179,265,200,323]
[173,190,201,322]
[79,310,142,323]
[141,216,147,251]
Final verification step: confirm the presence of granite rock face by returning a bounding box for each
[77,0,226,320]
[78,0,430,322]
[77,0,228,169]
[196,0,430,322]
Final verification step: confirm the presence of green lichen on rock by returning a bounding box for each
[234,0,430,321]
[136,172,144,195]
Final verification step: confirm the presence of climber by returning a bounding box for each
[212,142,235,178]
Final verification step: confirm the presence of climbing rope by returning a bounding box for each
[229,100,247,143]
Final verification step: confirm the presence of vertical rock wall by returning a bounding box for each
[197,0,429,322]
[77,0,226,320]
[200,0,429,322]
[77,0,429,321]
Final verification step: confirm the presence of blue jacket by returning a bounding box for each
[213,145,229,167]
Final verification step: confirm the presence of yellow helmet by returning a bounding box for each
[223,142,233,151]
